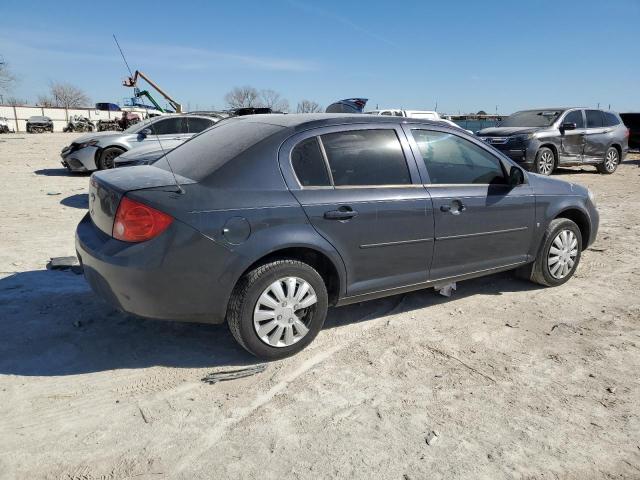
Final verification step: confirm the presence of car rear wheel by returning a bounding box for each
[520,218,582,287]
[227,259,328,360]
[534,147,555,175]
[98,147,125,170]
[597,147,619,174]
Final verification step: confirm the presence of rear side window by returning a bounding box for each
[586,110,604,128]
[602,112,620,127]
[411,130,506,185]
[320,129,411,186]
[291,137,331,187]
[183,117,214,133]
[563,110,584,128]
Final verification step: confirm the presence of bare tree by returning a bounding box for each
[0,60,16,93]
[224,86,259,108]
[49,82,90,108]
[5,96,28,106]
[296,99,322,113]
[259,89,289,112]
[37,95,55,107]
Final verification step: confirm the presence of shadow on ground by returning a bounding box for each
[34,168,87,177]
[0,268,540,377]
[60,193,88,209]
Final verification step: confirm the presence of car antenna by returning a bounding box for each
[112,34,184,194]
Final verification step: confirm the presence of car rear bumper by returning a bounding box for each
[75,213,233,324]
[61,145,99,171]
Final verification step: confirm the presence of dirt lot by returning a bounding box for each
[0,133,639,479]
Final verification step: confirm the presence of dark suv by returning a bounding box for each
[77,114,599,359]
[476,108,629,175]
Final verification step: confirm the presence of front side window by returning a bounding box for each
[586,110,604,128]
[320,129,411,186]
[150,117,184,135]
[411,130,506,185]
[563,110,585,128]
[291,137,331,187]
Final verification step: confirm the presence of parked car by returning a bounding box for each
[60,114,218,172]
[367,109,473,134]
[326,98,368,113]
[0,116,12,133]
[476,108,629,175]
[26,116,54,133]
[77,114,599,359]
[620,113,640,151]
[63,115,94,133]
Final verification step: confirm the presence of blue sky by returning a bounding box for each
[1,0,639,114]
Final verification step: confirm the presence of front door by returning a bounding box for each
[280,125,435,296]
[558,109,586,164]
[583,110,608,160]
[404,127,536,281]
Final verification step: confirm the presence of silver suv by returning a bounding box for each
[476,108,629,175]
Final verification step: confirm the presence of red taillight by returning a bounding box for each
[113,196,173,242]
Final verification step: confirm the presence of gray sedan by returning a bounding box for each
[60,114,217,172]
[77,114,599,359]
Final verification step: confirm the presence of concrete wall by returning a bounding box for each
[0,105,162,132]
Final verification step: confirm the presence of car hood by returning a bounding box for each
[72,131,129,144]
[476,126,546,137]
[527,171,588,197]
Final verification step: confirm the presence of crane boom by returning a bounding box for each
[122,71,183,113]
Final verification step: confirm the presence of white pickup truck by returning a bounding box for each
[366,109,473,134]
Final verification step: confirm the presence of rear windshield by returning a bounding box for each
[153,119,283,181]
[499,110,562,127]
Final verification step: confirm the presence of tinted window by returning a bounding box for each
[563,110,584,128]
[150,117,184,135]
[183,117,214,133]
[500,110,562,127]
[320,129,411,186]
[411,130,506,185]
[291,137,331,187]
[586,110,604,128]
[603,112,620,127]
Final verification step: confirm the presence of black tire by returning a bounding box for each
[534,147,556,175]
[521,218,582,287]
[597,147,619,174]
[227,259,329,360]
[98,146,125,170]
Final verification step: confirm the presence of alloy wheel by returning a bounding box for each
[547,230,578,279]
[538,151,554,175]
[253,277,317,348]
[102,151,118,169]
[604,149,618,172]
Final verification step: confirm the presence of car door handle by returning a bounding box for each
[324,207,358,220]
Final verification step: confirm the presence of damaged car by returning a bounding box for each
[26,116,54,133]
[60,114,217,172]
[77,114,599,360]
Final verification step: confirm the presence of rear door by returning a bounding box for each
[583,110,608,160]
[140,117,189,147]
[404,126,535,281]
[279,124,435,297]
[558,109,586,164]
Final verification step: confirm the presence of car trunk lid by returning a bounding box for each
[88,166,195,236]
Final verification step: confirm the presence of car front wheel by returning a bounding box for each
[98,147,125,170]
[521,218,582,287]
[597,147,619,174]
[227,260,328,360]
[534,147,555,175]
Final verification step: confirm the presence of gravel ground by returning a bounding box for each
[1,133,639,480]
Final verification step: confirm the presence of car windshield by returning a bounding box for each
[122,118,155,133]
[499,110,563,127]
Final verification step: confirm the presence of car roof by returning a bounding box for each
[232,113,446,130]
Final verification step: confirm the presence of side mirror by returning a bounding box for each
[139,128,152,138]
[561,122,576,131]
[509,166,525,186]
